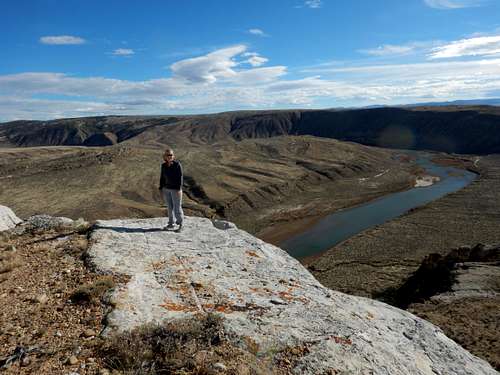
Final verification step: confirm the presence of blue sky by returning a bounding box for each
[1,0,500,121]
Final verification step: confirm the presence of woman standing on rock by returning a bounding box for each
[159,148,184,232]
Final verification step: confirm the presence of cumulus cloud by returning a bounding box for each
[429,35,500,58]
[423,0,485,9]
[248,28,267,37]
[0,96,182,121]
[169,45,277,83]
[112,48,135,56]
[0,47,281,100]
[3,45,500,121]
[231,66,286,84]
[305,0,322,8]
[247,56,269,67]
[300,57,500,103]
[295,0,322,8]
[170,45,246,83]
[0,73,184,98]
[39,35,86,45]
[0,46,289,120]
[242,52,269,67]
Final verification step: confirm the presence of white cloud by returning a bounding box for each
[169,45,277,83]
[429,35,500,58]
[305,0,322,8]
[423,0,485,9]
[230,66,286,84]
[305,58,500,81]
[0,46,289,120]
[248,28,267,37]
[247,56,268,67]
[296,0,322,8]
[242,52,269,67]
[299,58,500,103]
[39,35,86,45]
[112,48,135,56]
[359,44,416,56]
[0,73,183,98]
[170,45,246,83]
[0,96,182,121]
[359,41,444,57]
[3,45,500,121]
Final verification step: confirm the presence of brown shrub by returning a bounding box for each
[0,258,22,274]
[98,313,275,375]
[70,276,115,304]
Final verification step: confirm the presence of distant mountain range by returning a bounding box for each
[406,98,500,107]
[1,105,500,154]
[358,98,500,109]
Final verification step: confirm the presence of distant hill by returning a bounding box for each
[1,106,500,154]
[406,98,500,107]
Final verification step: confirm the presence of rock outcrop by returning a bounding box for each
[0,205,22,231]
[380,244,500,308]
[88,216,497,375]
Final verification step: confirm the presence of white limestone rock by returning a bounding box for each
[433,262,500,301]
[88,216,498,375]
[0,205,22,231]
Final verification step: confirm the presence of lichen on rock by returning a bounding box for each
[87,216,498,375]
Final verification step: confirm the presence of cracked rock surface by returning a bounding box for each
[88,216,497,375]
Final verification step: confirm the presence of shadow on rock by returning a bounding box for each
[94,225,165,233]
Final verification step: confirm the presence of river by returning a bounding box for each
[279,152,478,259]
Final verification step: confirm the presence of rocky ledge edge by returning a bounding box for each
[0,205,22,231]
[85,215,497,375]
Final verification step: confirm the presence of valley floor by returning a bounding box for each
[1,144,497,370]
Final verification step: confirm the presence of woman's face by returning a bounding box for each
[163,151,174,162]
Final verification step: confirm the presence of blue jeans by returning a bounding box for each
[162,188,184,225]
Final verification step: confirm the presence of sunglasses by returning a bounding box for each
[165,154,173,157]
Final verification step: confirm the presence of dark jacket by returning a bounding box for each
[159,160,183,191]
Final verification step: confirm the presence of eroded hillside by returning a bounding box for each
[2,106,500,153]
[0,136,417,235]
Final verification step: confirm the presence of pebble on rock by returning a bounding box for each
[35,294,48,304]
[211,362,227,372]
[83,329,96,338]
[67,355,78,365]
[20,356,31,367]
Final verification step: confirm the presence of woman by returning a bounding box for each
[159,148,184,232]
